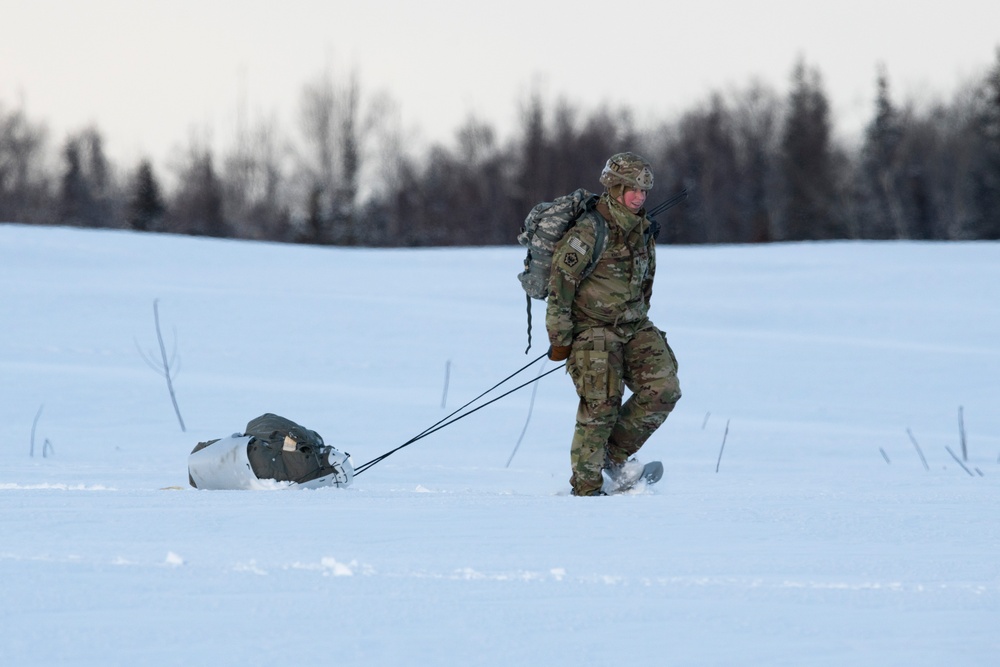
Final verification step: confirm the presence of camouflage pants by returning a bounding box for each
[565,324,681,495]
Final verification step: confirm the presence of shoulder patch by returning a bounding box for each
[563,252,579,268]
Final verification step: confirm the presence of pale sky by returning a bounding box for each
[2,0,998,170]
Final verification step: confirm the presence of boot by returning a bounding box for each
[602,458,644,494]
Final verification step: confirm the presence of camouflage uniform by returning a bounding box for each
[546,171,681,496]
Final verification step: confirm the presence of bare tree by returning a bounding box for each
[336,73,361,244]
[514,91,550,214]
[362,93,407,245]
[298,72,338,243]
[341,82,405,246]
[296,68,386,245]
[452,115,518,244]
[222,113,293,241]
[509,92,638,238]
[0,102,52,224]
[573,106,637,191]
[165,138,227,237]
[651,94,743,243]
[730,83,782,242]
[136,299,186,432]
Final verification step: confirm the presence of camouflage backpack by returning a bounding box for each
[516,188,609,351]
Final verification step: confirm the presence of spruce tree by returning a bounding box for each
[859,67,906,238]
[973,47,1000,239]
[57,128,115,228]
[126,160,165,232]
[58,140,89,226]
[780,60,842,240]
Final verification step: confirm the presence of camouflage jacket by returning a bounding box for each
[545,193,656,346]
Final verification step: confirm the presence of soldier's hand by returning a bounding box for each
[547,344,571,361]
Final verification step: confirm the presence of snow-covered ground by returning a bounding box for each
[1,223,997,666]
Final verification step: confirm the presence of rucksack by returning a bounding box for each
[516,189,609,352]
[516,189,609,299]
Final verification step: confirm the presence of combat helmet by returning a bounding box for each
[599,152,654,191]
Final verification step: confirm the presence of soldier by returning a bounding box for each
[546,152,681,496]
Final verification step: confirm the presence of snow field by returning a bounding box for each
[1,224,998,665]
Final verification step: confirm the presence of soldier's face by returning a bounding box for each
[621,187,647,213]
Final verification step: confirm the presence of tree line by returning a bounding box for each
[2,50,1000,245]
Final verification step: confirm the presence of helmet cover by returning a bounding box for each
[599,152,654,191]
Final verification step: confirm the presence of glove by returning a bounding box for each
[548,344,571,361]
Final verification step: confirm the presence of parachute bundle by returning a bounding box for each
[188,413,353,490]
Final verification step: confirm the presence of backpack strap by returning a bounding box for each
[581,213,608,281]
[579,203,609,282]
[524,292,534,355]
